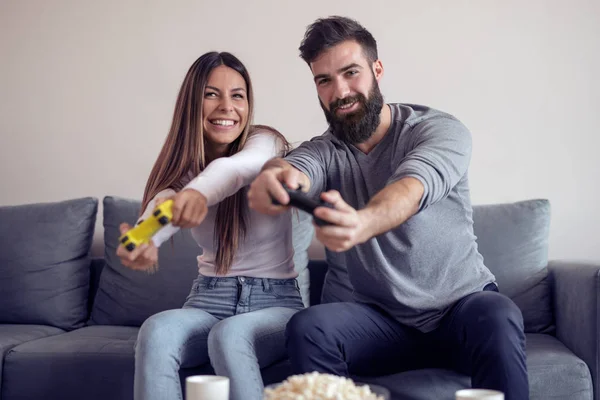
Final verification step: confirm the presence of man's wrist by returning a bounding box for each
[357,208,378,242]
[261,157,289,172]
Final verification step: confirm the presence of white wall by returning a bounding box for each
[1,0,598,261]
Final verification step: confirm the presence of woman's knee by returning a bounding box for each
[207,317,259,365]
[208,318,244,348]
[136,309,215,355]
[136,310,180,353]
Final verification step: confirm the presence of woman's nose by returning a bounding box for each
[219,97,234,112]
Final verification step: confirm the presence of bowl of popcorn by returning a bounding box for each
[264,372,390,400]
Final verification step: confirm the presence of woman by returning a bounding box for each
[117,52,305,400]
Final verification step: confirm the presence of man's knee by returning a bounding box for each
[463,292,525,342]
[286,305,333,346]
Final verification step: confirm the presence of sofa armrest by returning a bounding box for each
[549,260,600,399]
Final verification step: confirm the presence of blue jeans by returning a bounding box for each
[134,275,304,400]
[287,284,529,400]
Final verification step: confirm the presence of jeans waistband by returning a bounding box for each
[197,275,298,290]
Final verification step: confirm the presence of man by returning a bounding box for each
[248,16,528,399]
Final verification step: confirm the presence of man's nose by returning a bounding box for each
[333,80,351,102]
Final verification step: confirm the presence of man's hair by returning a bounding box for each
[299,16,378,64]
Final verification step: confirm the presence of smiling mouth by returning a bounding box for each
[335,101,359,113]
[209,119,238,127]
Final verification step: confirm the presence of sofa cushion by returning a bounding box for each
[473,199,553,333]
[89,196,199,326]
[90,196,313,327]
[1,326,138,400]
[0,325,299,400]
[356,333,591,400]
[0,325,65,396]
[524,333,593,399]
[0,197,98,330]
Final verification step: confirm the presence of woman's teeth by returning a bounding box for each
[210,120,236,126]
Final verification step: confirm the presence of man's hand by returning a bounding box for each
[168,189,208,228]
[248,158,309,215]
[313,190,373,252]
[116,223,159,271]
[315,178,424,252]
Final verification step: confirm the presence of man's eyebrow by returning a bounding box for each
[205,86,246,92]
[339,63,362,73]
[313,63,363,82]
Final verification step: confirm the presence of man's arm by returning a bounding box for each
[314,116,471,252]
[249,135,332,214]
[313,177,423,252]
[262,157,312,191]
[359,177,424,238]
[247,157,311,215]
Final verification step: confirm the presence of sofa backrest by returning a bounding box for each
[472,199,553,333]
[1,196,552,335]
[0,197,98,331]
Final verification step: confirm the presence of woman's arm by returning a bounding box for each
[183,130,285,206]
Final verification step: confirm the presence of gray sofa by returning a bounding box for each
[0,196,598,400]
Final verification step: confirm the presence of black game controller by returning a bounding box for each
[272,185,334,226]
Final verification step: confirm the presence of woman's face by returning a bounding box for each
[202,65,249,157]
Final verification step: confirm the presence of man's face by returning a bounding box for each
[310,40,384,144]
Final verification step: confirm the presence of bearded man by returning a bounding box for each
[248,16,529,400]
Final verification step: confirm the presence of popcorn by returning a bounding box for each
[264,372,385,400]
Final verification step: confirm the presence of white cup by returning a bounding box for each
[456,389,504,400]
[185,375,229,400]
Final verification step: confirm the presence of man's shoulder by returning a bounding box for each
[299,128,343,149]
[390,103,461,128]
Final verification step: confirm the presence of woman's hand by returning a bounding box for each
[169,189,209,228]
[116,223,159,271]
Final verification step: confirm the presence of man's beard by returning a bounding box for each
[320,80,384,145]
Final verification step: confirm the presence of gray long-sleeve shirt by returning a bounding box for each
[286,103,495,332]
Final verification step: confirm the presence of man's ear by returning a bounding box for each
[373,59,384,82]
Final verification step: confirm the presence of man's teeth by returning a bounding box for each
[339,102,356,109]
[211,120,236,126]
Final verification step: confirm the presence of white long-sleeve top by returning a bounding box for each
[138,130,297,279]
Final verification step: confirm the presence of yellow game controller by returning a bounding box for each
[119,199,174,252]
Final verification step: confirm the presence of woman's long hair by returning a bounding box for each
[141,52,289,275]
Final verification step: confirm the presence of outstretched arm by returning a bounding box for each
[166,130,287,229]
[184,131,286,206]
[313,178,423,251]
[314,117,472,252]
[247,157,312,215]
[248,136,330,214]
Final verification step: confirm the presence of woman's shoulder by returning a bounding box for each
[247,124,290,154]
[249,124,284,137]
